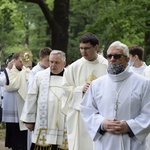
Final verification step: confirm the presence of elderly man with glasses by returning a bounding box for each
[80,41,150,150]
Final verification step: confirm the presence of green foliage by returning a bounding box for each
[72,0,150,64]
[46,0,54,10]
[16,2,50,60]
[0,1,50,62]
[0,0,26,61]
[0,0,150,64]
[68,0,102,63]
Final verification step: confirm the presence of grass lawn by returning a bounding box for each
[0,123,8,150]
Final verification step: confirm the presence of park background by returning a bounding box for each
[0,0,150,66]
[0,0,150,149]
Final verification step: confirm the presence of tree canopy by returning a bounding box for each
[0,0,150,64]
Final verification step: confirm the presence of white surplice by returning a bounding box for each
[62,55,108,150]
[80,66,150,150]
[130,62,147,75]
[21,68,67,147]
[3,65,30,130]
[0,68,10,107]
[142,65,150,78]
[27,62,45,89]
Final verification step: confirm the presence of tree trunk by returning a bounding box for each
[144,6,150,62]
[52,0,69,55]
[144,31,150,62]
[19,0,69,55]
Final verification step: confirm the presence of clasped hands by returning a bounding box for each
[102,119,130,134]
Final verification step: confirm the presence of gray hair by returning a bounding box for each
[50,50,66,61]
[107,41,129,57]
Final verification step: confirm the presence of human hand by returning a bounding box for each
[7,59,14,70]
[114,120,130,134]
[25,123,35,131]
[102,119,129,134]
[83,82,91,93]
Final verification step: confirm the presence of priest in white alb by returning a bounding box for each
[80,41,150,150]
[21,50,68,150]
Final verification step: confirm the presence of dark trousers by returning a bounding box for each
[5,123,27,150]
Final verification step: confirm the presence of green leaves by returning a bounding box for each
[0,0,150,64]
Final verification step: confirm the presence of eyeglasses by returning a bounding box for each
[106,54,127,60]
[80,46,94,50]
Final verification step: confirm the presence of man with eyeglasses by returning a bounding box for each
[80,41,150,150]
[62,33,108,150]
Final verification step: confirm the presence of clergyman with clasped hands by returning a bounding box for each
[80,41,150,150]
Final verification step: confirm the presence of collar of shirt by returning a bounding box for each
[50,69,64,76]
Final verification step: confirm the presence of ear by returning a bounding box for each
[64,61,66,67]
[95,44,99,51]
[135,55,138,59]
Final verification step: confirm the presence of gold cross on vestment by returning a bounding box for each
[40,135,47,145]
[86,72,97,82]
[36,128,48,146]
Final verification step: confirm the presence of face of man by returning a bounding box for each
[107,47,129,67]
[40,55,50,69]
[14,56,23,70]
[49,54,66,74]
[79,42,98,61]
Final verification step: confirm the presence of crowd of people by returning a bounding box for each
[0,33,150,150]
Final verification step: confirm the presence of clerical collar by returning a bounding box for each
[16,67,22,71]
[50,69,64,76]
